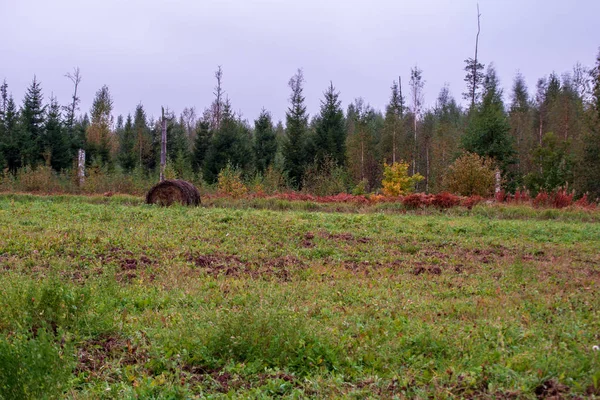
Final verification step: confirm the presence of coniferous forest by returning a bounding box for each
[1,48,600,198]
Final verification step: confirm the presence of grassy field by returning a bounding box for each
[0,194,599,399]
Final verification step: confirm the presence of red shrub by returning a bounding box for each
[432,192,462,209]
[495,190,507,203]
[462,195,484,209]
[533,191,550,208]
[574,194,596,209]
[513,189,530,204]
[403,193,427,209]
[552,189,574,209]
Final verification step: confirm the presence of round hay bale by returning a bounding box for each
[145,180,201,207]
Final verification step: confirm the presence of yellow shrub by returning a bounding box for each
[381,162,424,196]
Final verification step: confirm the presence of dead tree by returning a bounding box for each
[160,107,167,181]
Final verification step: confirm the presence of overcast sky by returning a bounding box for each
[1,0,599,124]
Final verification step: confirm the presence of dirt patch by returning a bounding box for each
[320,231,371,244]
[534,379,570,399]
[301,232,316,248]
[187,253,305,281]
[76,333,149,379]
[413,265,442,275]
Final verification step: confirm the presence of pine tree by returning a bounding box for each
[42,97,71,171]
[462,65,515,175]
[254,109,277,174]
[314,82,345,166]
[283,69,310,187]
[20,76,46,167]
[118,114,136,171]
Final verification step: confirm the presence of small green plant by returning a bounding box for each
[217,162,248,198]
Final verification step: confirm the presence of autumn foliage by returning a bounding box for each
[381,162,424,197]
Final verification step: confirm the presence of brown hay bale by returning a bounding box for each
[146,180,201,207]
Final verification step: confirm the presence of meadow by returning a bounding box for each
[0,194,599,399]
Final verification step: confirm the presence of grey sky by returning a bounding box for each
[1,0,599,124]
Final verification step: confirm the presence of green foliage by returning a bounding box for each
[254,109,278,174]
[283,69,310,188]
[462,65,515,174]
[188,307,342,375]
[0,330,73,400]
[444,152,496,196]
[118,114,136,171]
[0,278,89,335]
[524,132,574,195]
[217,162,247,198]
[86,85,114,167]
[203,106,252,184]
[20,76,47,168]
[192,120,211,173]
[42,97,71,171]
[313,82,346,166]
[302,156,349,196]
[381,161,423,196]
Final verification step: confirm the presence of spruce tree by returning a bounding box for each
[253,109,277,174]
[132,104,153,171]
[1,96,20,173]
[314,82,345,167]
[192,120,211,173]
[42,97,71,171]
[462,65,515,175]
[20,76,46,167]
[203,101,252,183]
[283,69,309,187]
[118,114,136,171]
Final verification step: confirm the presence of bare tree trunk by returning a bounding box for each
[65,67,82,130]
[495,169,501,195]
[426,145,430,193]
[160,107,167,181]
[213,66,224,130]
[360,140,365,180]
[413,115,417,175]
[471,4,481,108]
[77,149,85,186]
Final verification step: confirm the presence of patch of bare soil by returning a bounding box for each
[186,253,305,281]
[76,333,149,380]
[534,379,571,399]
[320,231,371,244]
[114,252,156,283]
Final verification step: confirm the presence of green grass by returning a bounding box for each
[0,194,599,399]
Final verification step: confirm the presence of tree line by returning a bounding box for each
[1,49,600,197]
